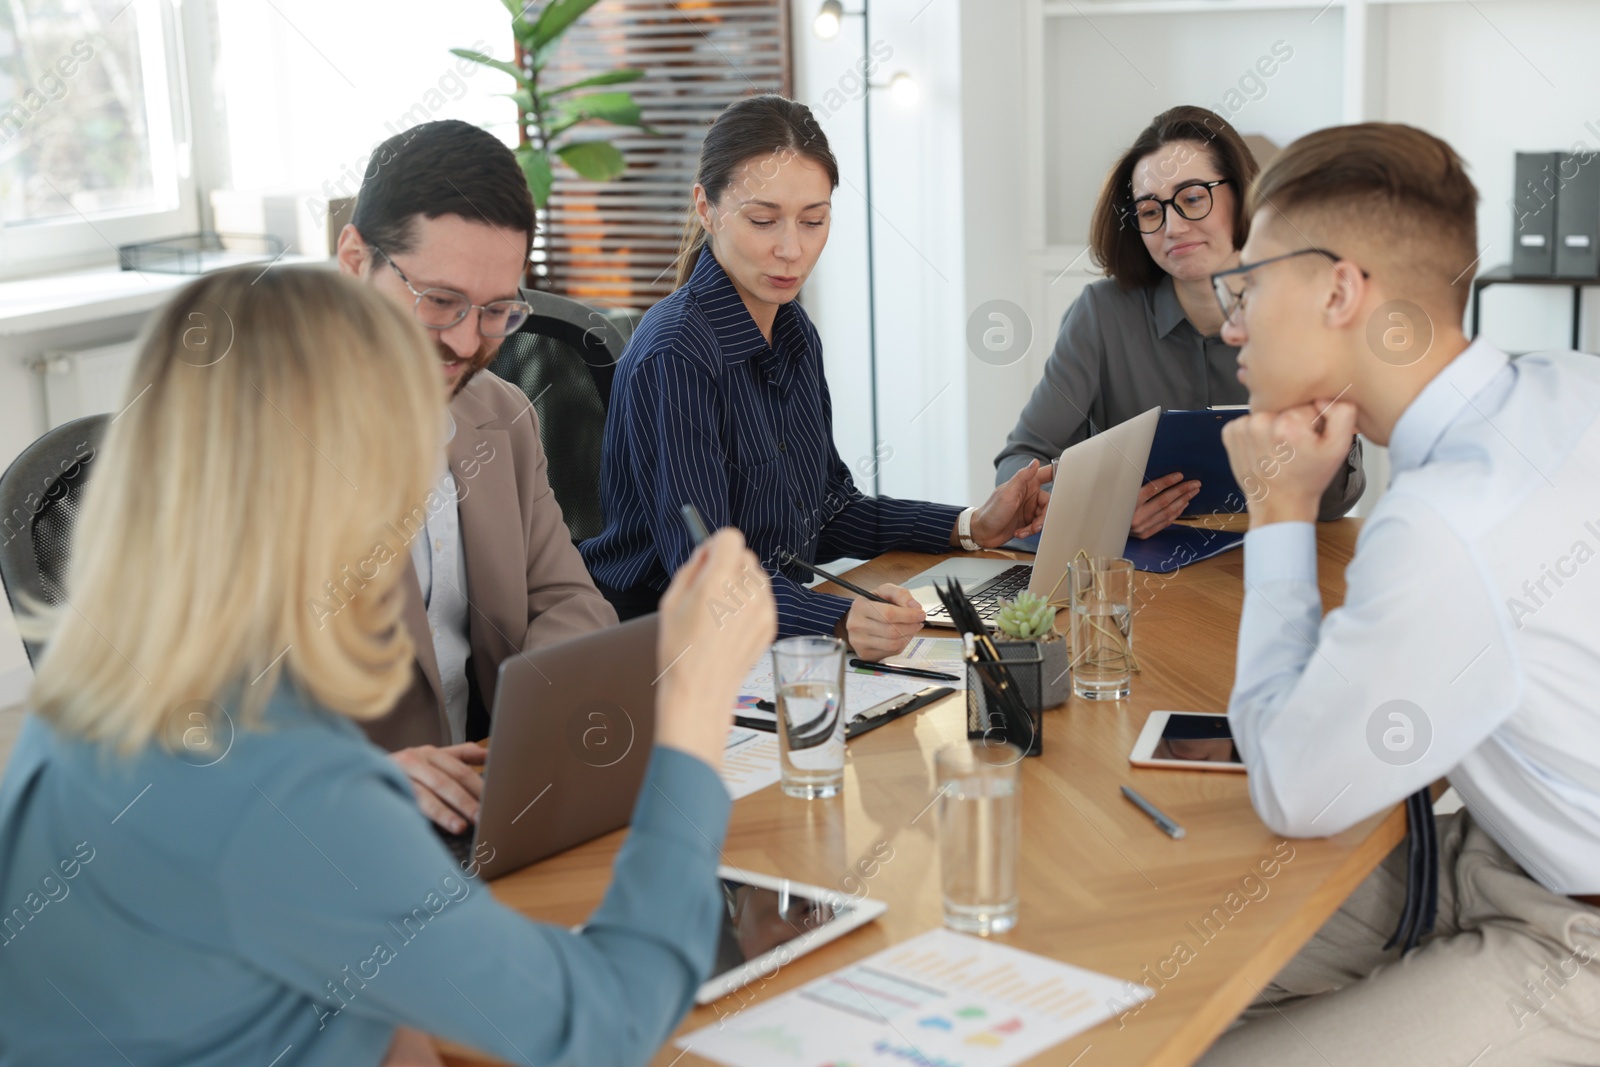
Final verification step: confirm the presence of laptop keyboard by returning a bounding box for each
[930,564,1032,623]
[434,825,475,866]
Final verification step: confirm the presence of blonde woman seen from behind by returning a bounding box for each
[0,266,775,1067]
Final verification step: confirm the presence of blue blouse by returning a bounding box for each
[0,686,730,1066]
[580,246,962,636]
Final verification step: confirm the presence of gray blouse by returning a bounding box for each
[994,275,1364,519]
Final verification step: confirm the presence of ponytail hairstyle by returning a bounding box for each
[674,94,840,290]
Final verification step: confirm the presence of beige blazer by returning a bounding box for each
[362,371,618,751]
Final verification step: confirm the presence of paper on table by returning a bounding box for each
[680,927,1153,1067]
[737,654,945,723]
[719,726,780,800]
[885,635,967,688]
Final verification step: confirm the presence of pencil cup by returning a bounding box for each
[772,637,847,799]
[1067,557,1135,701]
[936,741,1021,935]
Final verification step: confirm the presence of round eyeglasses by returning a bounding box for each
[371,246,533,338]
[1125,179,1232,234]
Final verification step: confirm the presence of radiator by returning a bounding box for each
[36,339,140,429]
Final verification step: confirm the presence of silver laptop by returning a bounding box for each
[436,613,659,880]
[905,406,1161,627]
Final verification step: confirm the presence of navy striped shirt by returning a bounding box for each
[580,246,962,637]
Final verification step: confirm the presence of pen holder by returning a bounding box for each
[965,644,1044,757]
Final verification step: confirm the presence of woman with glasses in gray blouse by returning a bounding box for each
[996,106,1363,537]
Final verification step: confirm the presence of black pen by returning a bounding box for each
[849,658,960,683]
[779,550,889,604]
[734,715,776,733]
[680,503,711,545]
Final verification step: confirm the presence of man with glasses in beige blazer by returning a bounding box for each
[332,119,617,834]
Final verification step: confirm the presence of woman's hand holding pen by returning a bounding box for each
[842,584,925,662]
[960,459,1056,548]
[655,528,776,772]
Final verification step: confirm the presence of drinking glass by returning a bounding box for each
[936,741,1021,935]
[772,636,847,799]
[1068,556,1135,700]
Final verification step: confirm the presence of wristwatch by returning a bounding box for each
[958,507,980,552]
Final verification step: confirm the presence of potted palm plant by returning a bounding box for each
[452,0,654,210]
[993,591,1071,710]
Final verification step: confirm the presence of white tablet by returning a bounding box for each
[694,866,888,1004]
[1130,711,1246,772]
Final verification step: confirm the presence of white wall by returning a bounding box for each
[1375,0,1600,355]
[793,0,973,507]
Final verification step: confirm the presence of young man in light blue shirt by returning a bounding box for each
[1199,123,1600,1064]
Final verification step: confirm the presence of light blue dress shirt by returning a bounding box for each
[0,685,730,1066]
[1230,340,1600,893]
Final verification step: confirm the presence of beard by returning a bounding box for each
[442,339,498,397]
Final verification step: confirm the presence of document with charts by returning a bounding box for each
[736,641,963,727]
[719,726,780,800]
[679,928,1151,1067]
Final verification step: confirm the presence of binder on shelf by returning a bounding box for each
[1554,152,1600,279]
[1511,152,1558,278]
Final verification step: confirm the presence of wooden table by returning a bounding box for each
[442,518,1405,1067]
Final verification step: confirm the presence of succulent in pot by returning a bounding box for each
[992,591,1071,709]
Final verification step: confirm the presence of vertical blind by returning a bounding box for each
[531,0,792,311]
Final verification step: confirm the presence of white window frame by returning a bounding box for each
[0,0,202,281]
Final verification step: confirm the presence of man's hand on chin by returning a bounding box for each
[1223,400,1359,529]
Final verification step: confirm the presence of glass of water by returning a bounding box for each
[1068,556,1135,701]
[936,741,1021,935]
[772,636,847,799]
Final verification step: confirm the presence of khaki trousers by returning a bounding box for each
[1199,810,1600,1066]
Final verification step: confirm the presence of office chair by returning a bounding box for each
[0,415,108,667]
[488,290,631,544]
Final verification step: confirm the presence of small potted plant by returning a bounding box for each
[993,591,1071,709]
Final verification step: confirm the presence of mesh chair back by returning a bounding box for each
[0,415,108,666]
[488,290,629,543]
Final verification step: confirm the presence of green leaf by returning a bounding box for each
[516,145,555,207]
[554,91,643,128]
[555,140,626,182]
[496,89,537,114]
[531,0,603,50]
[544,68,644,97]
[449,48,530,90]
[497,0,537,40]
[529,35,564,73]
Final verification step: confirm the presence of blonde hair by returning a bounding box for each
[24,266,444,753]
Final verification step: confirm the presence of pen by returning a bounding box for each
[779,550,890,604]
[680,503,711,545]
[1121,785,1186,840]
[734,715,776,733]
[849,658,960,683]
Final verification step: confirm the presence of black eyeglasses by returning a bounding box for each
[371,246,534,338]
[1210,248,1371,325]
[1125,179,1232,234]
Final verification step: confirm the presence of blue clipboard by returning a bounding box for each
[1145,408,1249,516]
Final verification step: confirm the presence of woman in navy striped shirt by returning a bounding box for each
[581,95,1053,660]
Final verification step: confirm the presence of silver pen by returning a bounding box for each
[1122,785,1186,840]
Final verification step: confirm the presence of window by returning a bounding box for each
[0,0,194,279]
[537,0,793,310]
